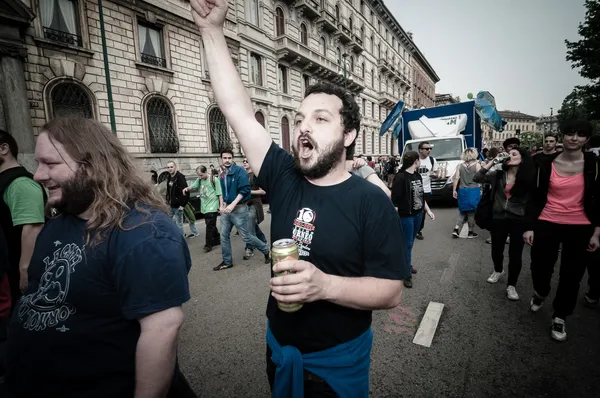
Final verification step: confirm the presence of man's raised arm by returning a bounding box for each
[191,0,272,175]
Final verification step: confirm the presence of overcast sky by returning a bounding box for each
[387,0,589,116]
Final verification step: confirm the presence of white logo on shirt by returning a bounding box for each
[292,208,316,257]
[18,243,81,332]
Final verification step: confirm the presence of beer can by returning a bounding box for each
[272,239,303,313]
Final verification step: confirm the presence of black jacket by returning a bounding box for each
[166,171,189,208]
[473,168,529,222]
[525,152,599,229]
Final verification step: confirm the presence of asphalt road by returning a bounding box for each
[178,206,600,398]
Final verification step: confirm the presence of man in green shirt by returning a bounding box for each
[0,130,45,307]
[184,165,223,252]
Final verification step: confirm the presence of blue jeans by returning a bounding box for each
[171,208,184,236]
[400,212,423,274]
[221,205,269,265]
[246,205,267,250]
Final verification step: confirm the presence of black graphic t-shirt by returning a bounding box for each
[392,171,424,218]
[5,208,191,398]
[257,143,408,353]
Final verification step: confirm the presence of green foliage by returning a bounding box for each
[560,0,600,131]
[518,131,543,149]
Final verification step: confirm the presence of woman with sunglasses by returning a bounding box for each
[525,120,600,342]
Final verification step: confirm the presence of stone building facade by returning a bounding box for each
[411,43,437,109]
[485,110,537,148]
[1,0,437,176]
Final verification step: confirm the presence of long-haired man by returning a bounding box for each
[4,118,192,397]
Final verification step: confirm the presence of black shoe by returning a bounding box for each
[213,262,233,271]
[203,246,212,253]
[416,232,424,240]
[411,267,417,274]
[468,232,479,239]
[264,251,271,264]
[403,278,413,288]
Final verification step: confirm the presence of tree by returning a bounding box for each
[517,131,543,149]
[560,0,600,130]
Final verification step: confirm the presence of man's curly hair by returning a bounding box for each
[305,83,361,158]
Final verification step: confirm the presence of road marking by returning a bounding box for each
[413,301,445,348]
[440,253,460,283]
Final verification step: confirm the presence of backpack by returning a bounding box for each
[210,175,216,190]
[429,157,435,169]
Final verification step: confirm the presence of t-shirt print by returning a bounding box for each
[18,241,82,332]
[292,207,316,257]
[411,179,424,211]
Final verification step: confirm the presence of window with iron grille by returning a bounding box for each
[40,0,81,47]
[209,107,231,154]
[146,97,179,153]
[139,22,166,68]
[50,82,93,119]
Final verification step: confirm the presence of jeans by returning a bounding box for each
[246,205,268,250]
[220,205,269,265]
[490,219,525,286]
[530,221,595,319]
[183,213,199,236]
[400,212,423,274]
[204,212,220,247]
[171,208,184,236]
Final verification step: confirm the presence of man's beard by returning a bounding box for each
[52,168,96,216]
[292,135,345,179]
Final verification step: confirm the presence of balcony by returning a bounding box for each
[350,32,364,54]
[295,0,320,20]
[248,85,273,105]
[378,59,390,73]
[335,20,352,43]
[379,90,396,108]
[316,4,337,32]
[43,27,82,47]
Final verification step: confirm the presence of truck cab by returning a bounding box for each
[400,102,482,201]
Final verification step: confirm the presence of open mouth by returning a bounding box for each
[299,138,314,159]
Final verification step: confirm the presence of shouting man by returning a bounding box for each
[4,118,191,397]
[190,0,408,396]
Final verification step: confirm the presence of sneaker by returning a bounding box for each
[584,293,599,307]
[485,237,492,244]
[243,248,254,260]
[403,278,413,288]
[188,232,199,239]
[506,285,519,301]
[264,251,271,264]
[416,232,424,240]
[468,232,478,239]
[551,317,567,341]
[411,267,417,274]
[213,262,233,271]
[530,293,545,312]
[505,236,510,244]
[452,228,459,238]
[203,246,212,253]
[487,271,504,284]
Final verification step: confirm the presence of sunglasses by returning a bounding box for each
[243,159,248,163]
[421,148,431,151]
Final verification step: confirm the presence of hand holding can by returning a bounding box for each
[271,239,303,312]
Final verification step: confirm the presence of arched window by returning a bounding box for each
[146,96,179,153]
[335,5,340,21]
[349,17,353,32]
[49,81,94,119]
[361,62,365,79]
[362,130,366,154]
[319,36,326,56]
[300,23,308,45]
[255,111,265,127]
[349,56,354,72]
[281,116,290,152]
[275,7,285,36]
[208,107,231,154]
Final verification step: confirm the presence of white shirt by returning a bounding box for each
[417,156,435,193]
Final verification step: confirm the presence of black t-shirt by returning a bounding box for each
[392,170,424,218]
[5,208,191,398]
[257,143,408,353]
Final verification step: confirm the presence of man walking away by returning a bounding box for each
[0,130,45,309]
[242,159,268,260]
[185,165,223,253]
[190,1,408,395]
[166,161,195,237]
[215,149,270,270]
[4,117,192,397]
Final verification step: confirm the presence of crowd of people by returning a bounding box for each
[0,0,597,396]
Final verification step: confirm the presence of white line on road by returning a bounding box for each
[440,253,460,284]
[413,301,445,348]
